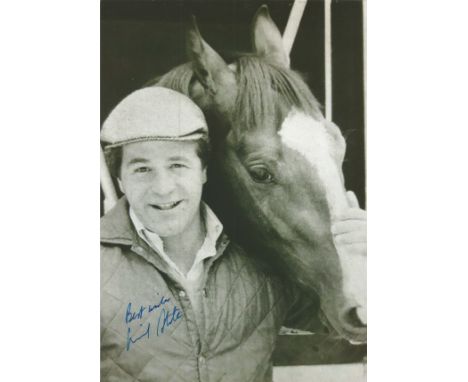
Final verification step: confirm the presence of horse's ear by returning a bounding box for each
[186,16,231,95]
[252,5,290,68]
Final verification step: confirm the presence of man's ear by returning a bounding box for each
[202,167,207,185]
[186,16,234,95]
[252,5,290,68]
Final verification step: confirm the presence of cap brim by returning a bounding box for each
[102,132,207,149]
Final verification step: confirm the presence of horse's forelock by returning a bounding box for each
[233,57,323,137]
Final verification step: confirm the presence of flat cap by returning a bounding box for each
[101,87,208,148]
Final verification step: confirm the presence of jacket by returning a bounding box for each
[101,198,317,382]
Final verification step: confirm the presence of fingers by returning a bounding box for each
[332,203,367,256]
[332,219,366,235]
[333,193,367,256]
[346,190,360,208]
[334,243,367,257]
[334,208,367,221]
[334,229,367,244]
[334,236,367,252]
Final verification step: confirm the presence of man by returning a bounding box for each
[100,87,366,381]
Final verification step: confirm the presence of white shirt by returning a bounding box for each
[129,203,223,309]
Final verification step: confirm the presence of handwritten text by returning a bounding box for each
[125,296,182,351]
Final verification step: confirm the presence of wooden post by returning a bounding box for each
[100,146,118,213]
[325,0,332,120]
[282,0,308,56]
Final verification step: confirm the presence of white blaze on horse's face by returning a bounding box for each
[278,109,348,218]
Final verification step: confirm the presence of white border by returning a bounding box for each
[1,1,468,381]
[369,1,468,380]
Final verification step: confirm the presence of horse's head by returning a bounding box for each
[156,6,366,343]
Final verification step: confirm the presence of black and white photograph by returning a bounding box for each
[100,0,366,381]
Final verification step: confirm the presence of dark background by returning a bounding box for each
[101,0,366,364]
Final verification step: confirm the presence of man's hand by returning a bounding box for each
[332,191,367,255]
[332,191,367,324]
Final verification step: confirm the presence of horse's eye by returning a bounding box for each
[248,166,274,183]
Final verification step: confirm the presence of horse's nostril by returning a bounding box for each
[344,307,367,328]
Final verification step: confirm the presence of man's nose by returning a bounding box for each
[149,170,176,196]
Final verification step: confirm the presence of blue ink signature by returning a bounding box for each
[125,296,182,351]
[148,296,171,313]
[125,295,171,324]
[126,322,151,351]
[157,306,183,336]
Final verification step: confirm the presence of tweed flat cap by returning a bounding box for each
[101,87,208,148]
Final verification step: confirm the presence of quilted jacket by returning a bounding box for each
[101,198,318,382]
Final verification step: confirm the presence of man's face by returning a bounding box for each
[119,140,207,239]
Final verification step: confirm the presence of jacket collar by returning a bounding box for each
[101,197,231,275]
[100,197,134,246]
[100,198,179,277]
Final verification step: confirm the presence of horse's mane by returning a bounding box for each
[151,56,323,132]
[147,62,194,96]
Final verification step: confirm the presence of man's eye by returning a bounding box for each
[134,167,150,173]
[170,163,186,169]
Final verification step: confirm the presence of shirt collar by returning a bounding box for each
[129,202,223,267]
[129,207,165,255]
[196,202,224,261]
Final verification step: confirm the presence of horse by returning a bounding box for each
[151,5,366,344]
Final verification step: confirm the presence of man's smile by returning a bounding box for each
[150,201,183,211]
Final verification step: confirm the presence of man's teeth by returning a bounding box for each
[152,201,181,210]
